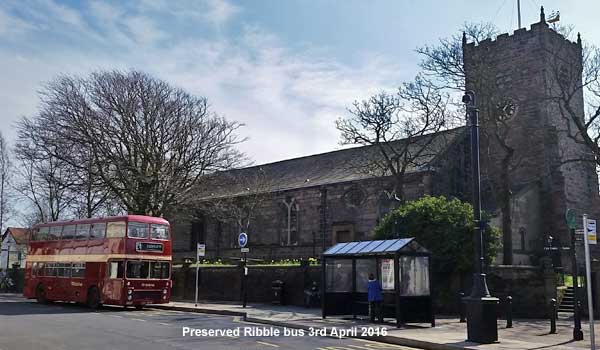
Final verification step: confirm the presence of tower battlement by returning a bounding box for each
[463,7,581,52]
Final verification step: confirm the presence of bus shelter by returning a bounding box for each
[321,238,434,327]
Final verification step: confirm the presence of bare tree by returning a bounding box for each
[17,70,245,217]
[416,22,530,264]
[545,29,600,167]
[196,167,275,235]
[336,75,451,202]
[13,145,75,222]
[0,132,10,232]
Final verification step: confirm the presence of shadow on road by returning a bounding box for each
[0,300,92,316]
[0,295,143,315]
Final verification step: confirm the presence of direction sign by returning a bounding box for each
[239,232,248,248]
[197,243,206,258]
[566,209,578,229]
[587,219,597,245]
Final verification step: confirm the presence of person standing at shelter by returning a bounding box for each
[367,273,383,323]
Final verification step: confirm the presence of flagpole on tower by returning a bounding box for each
[517,0,522,28]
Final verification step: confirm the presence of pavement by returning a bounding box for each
[154,299,600,350]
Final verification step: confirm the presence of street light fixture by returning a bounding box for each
[463,90,499,343]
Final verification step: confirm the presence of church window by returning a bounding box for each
[281,197,299,246]
[343,186,367,208]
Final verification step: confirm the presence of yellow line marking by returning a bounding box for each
[256,341,279,347]
[158,322,171,326]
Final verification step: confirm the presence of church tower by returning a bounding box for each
[463,7,600,266]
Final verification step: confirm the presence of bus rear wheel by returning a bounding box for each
[35,284,48,304]
[87,287,101,310]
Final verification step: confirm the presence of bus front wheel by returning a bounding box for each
[87,287,101,310]
[35,284,48,304]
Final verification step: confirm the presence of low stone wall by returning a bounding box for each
[171,265,321,306]
[486,265,556,318]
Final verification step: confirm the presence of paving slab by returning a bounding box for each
[154,300,599,350]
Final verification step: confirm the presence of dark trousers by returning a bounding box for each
[369,301,384,322]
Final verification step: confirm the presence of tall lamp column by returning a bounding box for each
[463,91,499,343]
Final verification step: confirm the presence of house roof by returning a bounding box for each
[199,127,466,199]
[2,227,29,245]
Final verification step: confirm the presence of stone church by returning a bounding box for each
[172,12,600,267]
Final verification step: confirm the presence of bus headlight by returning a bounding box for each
[127,289,133,295]
[162,295,167,300]
[127,295,133,301]
[162,289,167,295]
[126,281,131,286]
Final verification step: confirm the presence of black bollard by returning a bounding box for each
[550,298,557,334]
[506,296,513,328]
[574,300,583,340]
[459,292,466,323]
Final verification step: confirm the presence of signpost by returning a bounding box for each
[239,233,248,308]
[583,215,596,350]
[566,209,584,340]
[195,243,206,307]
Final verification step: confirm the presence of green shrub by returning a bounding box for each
[374,196,500,276]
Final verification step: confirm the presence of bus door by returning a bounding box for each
[103,260,125,304]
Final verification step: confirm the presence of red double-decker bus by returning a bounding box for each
[23,215,172,309]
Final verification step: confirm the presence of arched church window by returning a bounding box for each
[281,197,299,246]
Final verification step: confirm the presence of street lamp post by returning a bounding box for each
[463,91,499,343]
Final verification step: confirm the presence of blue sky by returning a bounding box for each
[1,0,599,165]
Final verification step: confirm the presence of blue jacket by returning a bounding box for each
[367,279,383,302]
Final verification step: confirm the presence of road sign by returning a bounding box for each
[239,232,248,248]
[587,219,597,245]
[566,209,578,229]
[241,247,249,253]
[197,243,206,258]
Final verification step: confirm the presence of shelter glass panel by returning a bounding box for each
[347,241,371,254]
[325,259,352,292]
[337,241,359,254]
[400,256,429,296]
[384,238,412,252]
[370,239,397,253]
[361,240,386,253]
[324,243,348,255]
[355,259,376,292]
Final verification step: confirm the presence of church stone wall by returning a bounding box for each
[172,173,438,262]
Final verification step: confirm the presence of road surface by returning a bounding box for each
[0,294,422,350]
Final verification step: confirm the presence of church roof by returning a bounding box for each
[200,127,466,199]
[2,227,29,245]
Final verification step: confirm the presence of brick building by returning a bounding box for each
[172,13,600,266]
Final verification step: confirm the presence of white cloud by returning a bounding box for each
[202,0,240,26]
[136,0,240,27]
[0,1,405,165]
[125,16,166,45]
[0,8,36,37]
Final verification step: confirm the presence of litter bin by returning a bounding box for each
[272,280,284,305]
